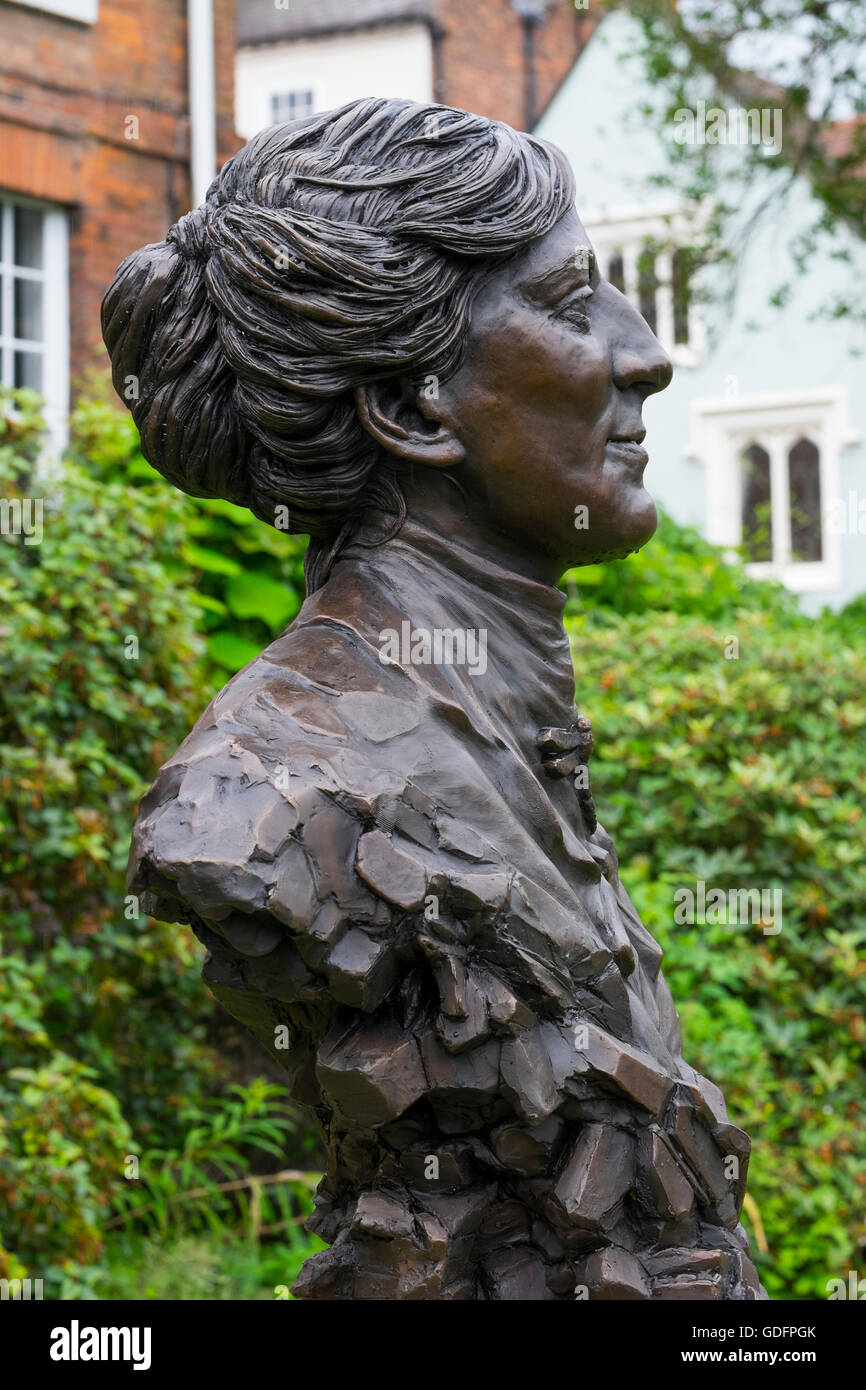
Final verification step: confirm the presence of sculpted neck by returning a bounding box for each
[333,472,576,731]
[397,464,567,591]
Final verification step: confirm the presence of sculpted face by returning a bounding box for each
[357,206,675,580]
[430,208,673,572]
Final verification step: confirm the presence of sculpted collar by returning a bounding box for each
[335,512,597,835]
[338,513,577,728]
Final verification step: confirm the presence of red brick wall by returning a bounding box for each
[435,0,595,131]
[0,0,238,384]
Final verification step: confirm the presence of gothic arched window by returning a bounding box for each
[637,242,658,334]
[788,436,822,562]
[740,442,772,563]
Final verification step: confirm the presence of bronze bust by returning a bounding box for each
[102,98,766,1301]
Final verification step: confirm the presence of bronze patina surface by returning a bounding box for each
[103,98,766,1301]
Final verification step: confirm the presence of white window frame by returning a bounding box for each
[0,195,70,458]
[581,199,706,367]
[13,0,98,21]
[269,87,317,126]
[686,388,858,593]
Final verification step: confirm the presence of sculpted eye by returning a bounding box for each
[552,286,593,332]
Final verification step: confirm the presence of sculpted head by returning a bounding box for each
[102,97,671,590]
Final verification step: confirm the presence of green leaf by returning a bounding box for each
[225,571,297,629]
[188,592,228,616]
[570,564,606,585]
[205,631,262,672]
[196,497,257,525]
[181,543,243,577]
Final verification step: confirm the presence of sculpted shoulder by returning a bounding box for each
[128,594,616,1018]
[128,610,442,931]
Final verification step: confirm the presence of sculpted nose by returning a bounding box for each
[612,305,673,399]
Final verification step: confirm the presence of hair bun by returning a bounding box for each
[168,205,210,263]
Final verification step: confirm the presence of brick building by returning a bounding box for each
[235,0,594,143]
[0,0,237,444]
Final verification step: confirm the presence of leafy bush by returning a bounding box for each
[0,387,319,1291]
[563,510,800,622]
[98,1079,324,1301]
[0,390,265,1285]
[109,1080,315,1241]
[94,1228,324,1301]
[0,389,222,1127]
[67,396,307,676]
[0,953,132,1281]
[566,598,866,1298]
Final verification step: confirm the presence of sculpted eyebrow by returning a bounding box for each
[522,249,596,303]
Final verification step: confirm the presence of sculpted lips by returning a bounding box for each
[606,431,649,467]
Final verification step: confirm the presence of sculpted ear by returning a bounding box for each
[355,378,465,467]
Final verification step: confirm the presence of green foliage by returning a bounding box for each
[93,1227,324,1301]
[0,389,224,1147]
[0,953,132,1280]
[110,1081,316,1242]
[0,388,302,1286]
[830,588,866,646]
[564,510,798,622]
[0,393,203,906]
[566,593,866,1298]
[67,396,308,676]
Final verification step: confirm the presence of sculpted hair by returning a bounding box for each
[101,97,575,589]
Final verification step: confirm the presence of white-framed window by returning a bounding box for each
[582,201,706,366]
[235,27,434,143]
[270,89,316,125]
[13,0,98,21]
[687,388,859,593]
[0,196,70,456]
